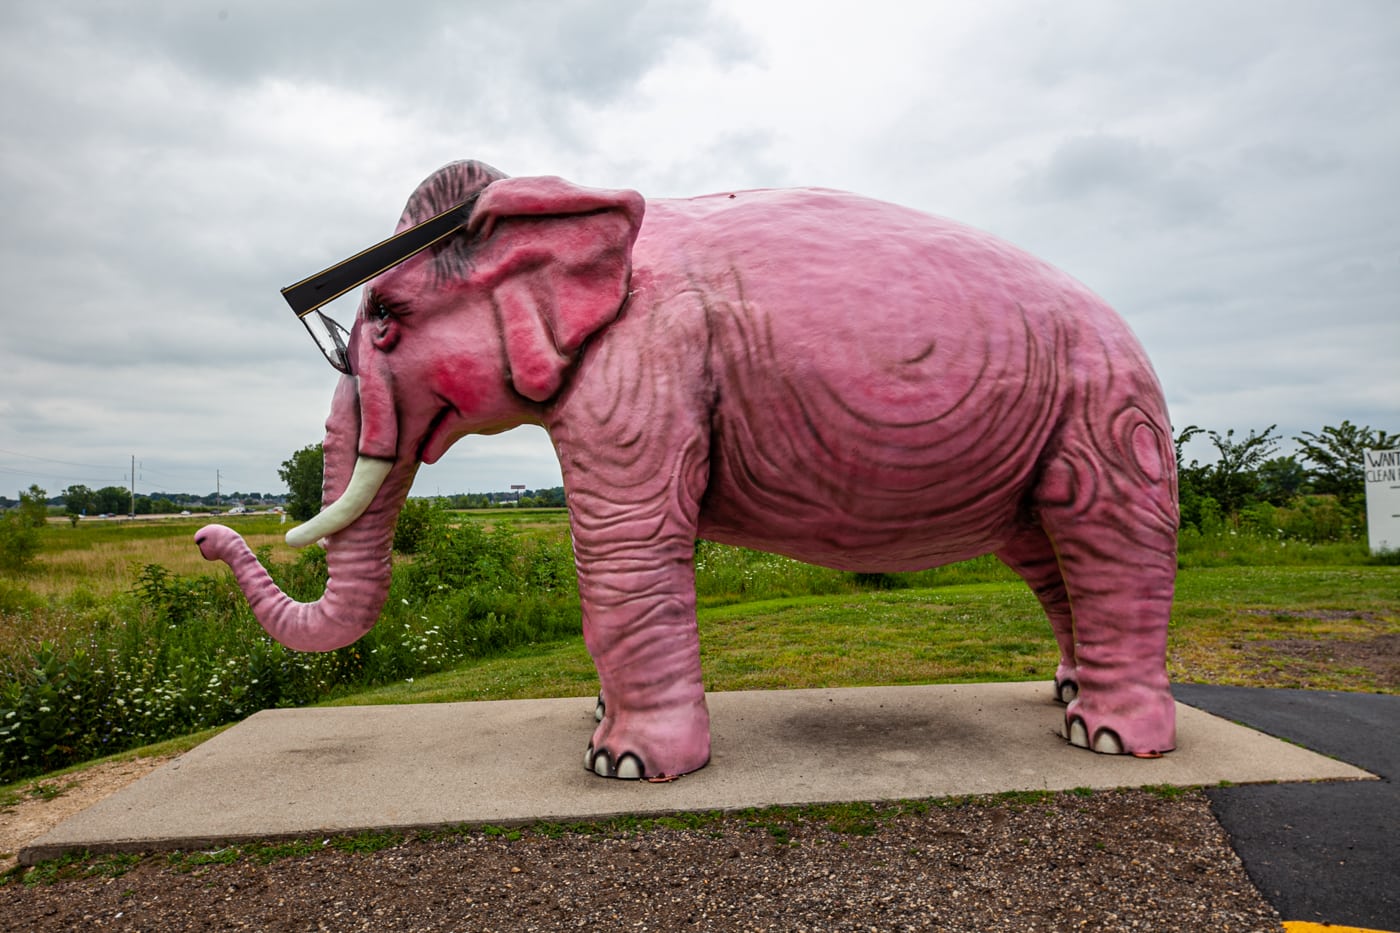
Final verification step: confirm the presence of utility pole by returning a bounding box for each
[129,455,136,518]
[216,469,222,507]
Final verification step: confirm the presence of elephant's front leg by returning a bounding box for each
[574,529,710,779]
[556,418,712,778]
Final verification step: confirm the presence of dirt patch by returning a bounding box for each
[1247,632,1400,691]
[0,756,175,874]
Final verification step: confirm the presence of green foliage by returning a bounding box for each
[1177,421,1397,543]
[278,443,324,521]
[4,445,1398,785]
[439,487,566,509]
[1255,456,1307,506]
[1294,420,1400,506]
[93,486,131,516]
[0,579,42,615]
[1175,424,1280,518]
[0,505,578,783]
[393,497,441,555]
[62,484,94,518]
[0,485,47,573]
[693,540,1014,607]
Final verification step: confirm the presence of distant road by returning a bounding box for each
[48,512,285,525]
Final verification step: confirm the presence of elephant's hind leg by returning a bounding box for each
[996,525,1079,703]
[1032,418,1178,756]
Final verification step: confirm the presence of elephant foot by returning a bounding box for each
[1052,661,1080,704]
[1059,685,1175,757]
[585,698,711,780]
[584,745,649,779]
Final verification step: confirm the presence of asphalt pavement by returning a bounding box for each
[1172,684,1399,932]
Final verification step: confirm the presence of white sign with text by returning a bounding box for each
[1364,448,1400,554]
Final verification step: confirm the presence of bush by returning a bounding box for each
[393,498,442,555]
[0,509,581,783]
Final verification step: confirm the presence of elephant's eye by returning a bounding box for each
[366,294,402,352]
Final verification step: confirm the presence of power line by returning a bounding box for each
[0,447,123,471]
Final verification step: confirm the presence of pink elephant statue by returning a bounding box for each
[197,160,1178,779]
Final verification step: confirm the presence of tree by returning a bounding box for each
[0,485,47,572]
[93,485,129,516]
[393,498,442,554]
[1255,456,1308,506]
[1197,426,1279,515]
[1294,421,1400,504]
[16,485,47,529]
[279,444,325,521]
[1174,424,1280,525]
[63,484,95,518]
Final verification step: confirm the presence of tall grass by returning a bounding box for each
[23,516,300,599]
[0,515,578,782]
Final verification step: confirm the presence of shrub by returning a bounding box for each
[0,488,46,573]
[393,498,443,555]
[0,512,581,783]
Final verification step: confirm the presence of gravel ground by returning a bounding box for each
[0,789,1282,932]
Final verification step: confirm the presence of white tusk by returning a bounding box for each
[285,456,394,548]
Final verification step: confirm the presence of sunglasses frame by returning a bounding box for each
[282,199,476,373]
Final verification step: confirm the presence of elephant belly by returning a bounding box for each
[695,423,1043,573]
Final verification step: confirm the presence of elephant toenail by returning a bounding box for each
[1092,729,1124,755]
[1067,717,1089,748]
[615,754,644,780]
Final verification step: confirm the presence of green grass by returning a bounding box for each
[6,515,1395,884]
[322,565,1398,708]
[5,511,1396,787]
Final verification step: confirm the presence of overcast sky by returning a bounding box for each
[1,1,1396,501]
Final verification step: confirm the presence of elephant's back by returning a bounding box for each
[643,189,1161,569]
[640,187,1130,420]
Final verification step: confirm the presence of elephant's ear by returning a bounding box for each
[467,176,645,402]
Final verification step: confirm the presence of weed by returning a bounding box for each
[88,853,142,878]
[27,780,77,802]
[1142,784,1192,799]
[246,840,320,864]
[5,509,1396,785]
[330,832,403,855]
[994,789,1056,808]
[166,847,241,872]
[480,825,522,841]
[20,850,110,885]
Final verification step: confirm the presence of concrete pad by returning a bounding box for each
[21,682,1375,864]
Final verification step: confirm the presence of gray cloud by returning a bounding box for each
[1018,133,1225,228]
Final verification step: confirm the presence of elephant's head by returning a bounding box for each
[197,161,645,651]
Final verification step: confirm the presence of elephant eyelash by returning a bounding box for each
[366,293,406,321]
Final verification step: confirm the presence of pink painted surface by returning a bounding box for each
[201,160,1178,778]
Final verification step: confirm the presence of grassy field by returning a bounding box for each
[2,509,1396,790]
[24,510,574,600]
[24,516,299,600]
[326,565,1399,710]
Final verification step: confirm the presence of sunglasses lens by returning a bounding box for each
[301,310,352,373]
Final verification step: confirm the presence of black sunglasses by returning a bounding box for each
[281,200,476,373]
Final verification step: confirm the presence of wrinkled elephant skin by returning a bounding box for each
[202,160,1179,779]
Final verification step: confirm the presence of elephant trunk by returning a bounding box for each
[195,375,415,652]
